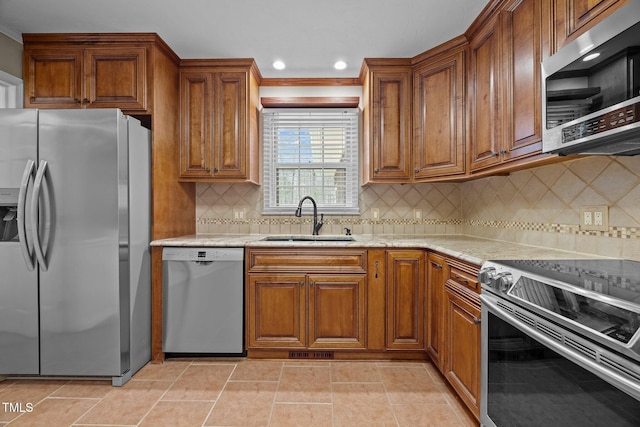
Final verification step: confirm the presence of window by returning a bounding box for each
[263,108,359,214]
[0,70,23,109]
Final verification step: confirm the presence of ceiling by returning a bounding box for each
[0,0,491,79]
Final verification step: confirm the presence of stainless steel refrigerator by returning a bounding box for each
[0,109,151,386]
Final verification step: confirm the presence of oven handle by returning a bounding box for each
[480,294,640,401]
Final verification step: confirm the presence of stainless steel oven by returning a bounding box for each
[478,259,640,427]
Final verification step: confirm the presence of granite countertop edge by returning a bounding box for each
[150,234,607,266]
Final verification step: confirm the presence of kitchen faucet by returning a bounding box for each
[295,196,323,235]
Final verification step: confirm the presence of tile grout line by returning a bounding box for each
[134,359,194,427]
[266,361,285,427]
[199,361,239,427]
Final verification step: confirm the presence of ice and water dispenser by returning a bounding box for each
[0,188,19,242]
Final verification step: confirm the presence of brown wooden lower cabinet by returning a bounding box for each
[248,274,306,348]
[247,273,366,349]
[444,279,481,420]
[386,250,425,350]
[426,252,447,370]
[246,248,367,351]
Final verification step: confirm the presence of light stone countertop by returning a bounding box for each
[151,234,609,266]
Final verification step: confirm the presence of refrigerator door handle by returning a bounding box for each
[31,160,49,272]
[18,160,36,271]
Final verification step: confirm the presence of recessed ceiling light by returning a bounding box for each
[334,60,347,70]
[583,52,601,62]
[273,60,286,70]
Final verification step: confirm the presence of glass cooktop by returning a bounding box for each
[495,259,640,347]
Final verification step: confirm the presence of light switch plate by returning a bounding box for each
[371,208,379,221]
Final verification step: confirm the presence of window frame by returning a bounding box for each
[262,106,360,215]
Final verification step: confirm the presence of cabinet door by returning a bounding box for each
[180,72,214,178]
[469,16,503,172]
[24,49,83,107]
[308,275,366,349]
[444,281,481,420]
[568,0,626,37]
[413,50,466,179]
[369,70,412,181]
[386,250,425,350]
[426,253,446,370]
[84,47,147,111]
[247,275,306,348]
[214,72,247,179]
[501,0,543,161]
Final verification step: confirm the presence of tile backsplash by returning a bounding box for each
[196,156,640,260]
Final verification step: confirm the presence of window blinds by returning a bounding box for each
[263,108,360,215]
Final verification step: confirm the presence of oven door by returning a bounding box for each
[480,293,640,427]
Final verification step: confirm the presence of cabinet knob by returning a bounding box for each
[433,262,443,270]
[309,281,314,287]
[205,167,210,172]
[414,168,420,173]
[500,149,508,154]
[82,98,91,104]
[473,317,481,325]
[74,98,81,104]
[213,167,219,173]
[374,168,379,174]
[491,151,499,157]
[299,281,304,287]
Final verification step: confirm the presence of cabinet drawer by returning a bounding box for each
[448,264,479,293]
[247,249,367,274]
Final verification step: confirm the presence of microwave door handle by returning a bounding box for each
[31,160,48,272]
[17,160,35,271]
[480,294,640,401]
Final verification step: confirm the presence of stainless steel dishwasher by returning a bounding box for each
[162,247,244,354]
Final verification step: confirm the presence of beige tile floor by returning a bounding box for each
[0,359,479,427]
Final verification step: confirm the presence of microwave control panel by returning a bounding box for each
[562,103,640,143]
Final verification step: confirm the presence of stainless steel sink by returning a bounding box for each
[261,235,355,242]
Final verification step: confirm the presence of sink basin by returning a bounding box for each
[261,235,355,242]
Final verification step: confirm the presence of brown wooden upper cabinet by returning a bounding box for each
[552,0,630,50]
[413,41,467,179]
[24,36,149,112]
[361,59,413,184]
[468,0,546,173]
[179,60,261,183]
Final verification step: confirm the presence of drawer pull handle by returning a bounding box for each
[433,263,443,270]
[454,274,469,285]
[374,260,379,278]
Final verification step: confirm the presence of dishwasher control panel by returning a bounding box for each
[162,247,244,262]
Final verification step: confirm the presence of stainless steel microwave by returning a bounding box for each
[542,0,640,156]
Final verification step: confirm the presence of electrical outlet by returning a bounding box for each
[583,274,608,293]
[581,206,608,231]
[233,208,246,220]
[371,208,379,220]
[414,208,422,220]
[594,211,603,226]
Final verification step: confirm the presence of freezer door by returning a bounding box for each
[37,109,129,376]
[0,109,39,374]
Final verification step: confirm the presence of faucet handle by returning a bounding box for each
[313,214,324,235]
[344,227,352,236]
